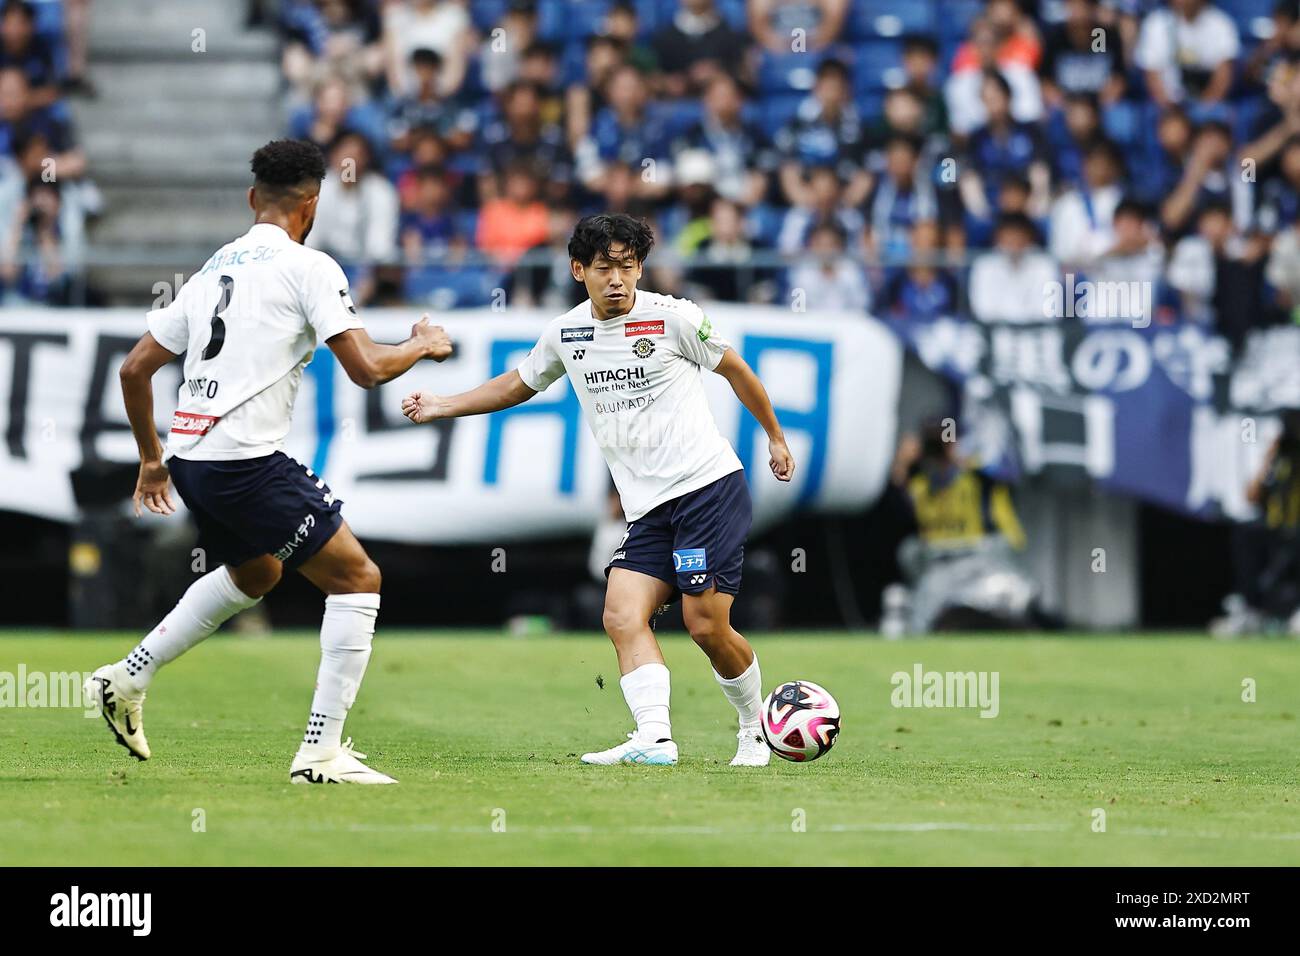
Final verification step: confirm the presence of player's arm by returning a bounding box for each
[401,370,537,423]
[326,316,452,389]
[119,332,181,517]
[713,348,795,482]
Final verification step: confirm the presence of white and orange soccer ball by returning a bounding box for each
[760,680,841,762]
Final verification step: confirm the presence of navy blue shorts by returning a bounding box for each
[168,451,345,570]
[606,469,752,596]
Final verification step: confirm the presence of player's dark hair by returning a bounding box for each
[250,139,326,204]
[568,214,654,265]
[410,47,442,70]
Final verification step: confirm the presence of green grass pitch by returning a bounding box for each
[1,632,1297,866]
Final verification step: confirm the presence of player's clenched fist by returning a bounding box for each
[401,391,449,423]
[768,437,795,482]
[411,315,453,361]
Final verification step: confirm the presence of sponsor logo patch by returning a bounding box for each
[697,315,712,342]
[625,320,665,337]
[339,288,356,315]
[673,548,707,572]
[561,326,595,342]
[170,411,220,436]
[631,337,655,359]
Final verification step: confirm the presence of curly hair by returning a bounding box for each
[249,139,326,201]
[567,213,655,266]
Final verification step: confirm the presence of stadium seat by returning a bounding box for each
[755,92,805,139]
[1223,0,1280,40]
[936,0,982,44]
[538,0,610,41]
[661,99,705,140]
[847,1,936,41]
[469,0,508,32]
[852,40,906,94]
[403,265,503,308]
[757,49,828,95]
[713,0,747,31]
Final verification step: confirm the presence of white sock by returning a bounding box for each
[714,651,763,729]
[118,565,260,693]
[303,593,380,751]
[620,662,672,742]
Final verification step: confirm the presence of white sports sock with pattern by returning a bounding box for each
[302,593,380,751]
[118,565,261,694]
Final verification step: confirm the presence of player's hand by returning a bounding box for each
[133,460,176,517]
[401,390,449,424]
[769,437,795,482]
[411,315,453,362]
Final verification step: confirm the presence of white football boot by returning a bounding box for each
[580,732,678,766]
[84,664,150,760]
[289,738,397,784]
[730,725,771,767]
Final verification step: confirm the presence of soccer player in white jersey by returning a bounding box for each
[401,214,795,767]
[84,140,452,784]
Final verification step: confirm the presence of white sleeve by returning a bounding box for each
[1207,11,1240,62]
[1134,12,1169,71]
[301,255,365,342]
[516,326,566,392]
[670,302,730,370]
[145,281,192,354]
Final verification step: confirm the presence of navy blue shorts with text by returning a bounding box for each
[168,451,344,571]
[606,469,752,597]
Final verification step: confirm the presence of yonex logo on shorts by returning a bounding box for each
[690,573,707,585]
[673,548,707,572]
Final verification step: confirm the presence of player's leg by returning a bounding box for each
[681,587,767,766]
[581,567,677,765]
[85,462,272,761]
[673,470,768,766]
[290,521,394,784]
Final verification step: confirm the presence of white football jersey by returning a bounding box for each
[146,222,363,461]
[517,290,743,521]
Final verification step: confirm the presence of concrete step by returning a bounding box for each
[88,0,277,60]
[87,60,281,103]
[71,97,282,138]
[91,188,253,245]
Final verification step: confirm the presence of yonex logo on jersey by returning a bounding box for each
[631,337,655,359]
[170,411,220,436]
[561,326,595,342]
[673,548,707,572]
[572,349,586,360]
[626,320,665,337]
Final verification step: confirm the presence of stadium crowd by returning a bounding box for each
[0,0,94,306]
[259,0,1295,343]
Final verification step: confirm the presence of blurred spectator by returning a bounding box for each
[400,164,463,264]
[1265,205,1300,320]
[279,0,383,95]
[748,0,849,53]
[674,72,773,207]
[958,71,1051,228]
[478,0,537,94]
[1087,198,1165,299]
[565,34,625,148]
[387,48,477,157]
[1049,139,1126,273]
[879,219,960,321]
[1160,119,1251,237]
[775,59,871,207]
[654,0,748,98]
[1047,91,1103,191]
[1039,0,1125,107]
[519,42,565,129]
[900,34,948,138]
[383,0,472,97]
[476,159,550,303]
[1135,0,1239,110]
[1133,104,1193,207]
[0,178,72,304]
[479,80,570,203]
[945,9,1044,136]
[604,2,656,75]
[684,196,768,302]
[787,220,870,312]
[969,212,1059,323]
[577,63,673,200]
[0,0,57,109]
[777,163,863,255]
[864,134,938,265]
[1166,201,1268,344]
[307,131,399,302]
[292,74,387,156]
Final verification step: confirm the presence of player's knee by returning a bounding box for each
[684,609,724,649]
[350,557,381,594]
[231,560,281,598]
[602,603,641,642]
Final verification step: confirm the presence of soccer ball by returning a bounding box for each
[760,680,840,762]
